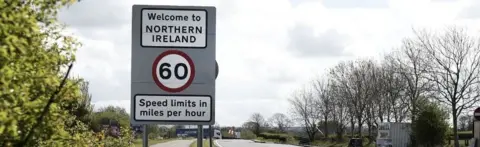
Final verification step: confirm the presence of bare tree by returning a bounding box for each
[214,122,221,130]
[313,79,333,137]
[394,37,432,122]
[269,113,293,133]
[289,88,319,141]
[382,54,409,122]
[365,61,383,142]
[459,115,469,131]
[350,59,375,137]
[328,80,349,140]
[248,113,266,135]
[329,62,357,137]
[413,27,480,147]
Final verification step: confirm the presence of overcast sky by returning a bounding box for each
[59,0,480,127]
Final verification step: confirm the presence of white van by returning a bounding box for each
[213,129,222,139]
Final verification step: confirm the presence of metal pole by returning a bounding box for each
[197,125,203,147]
[143,125,148,147]
[209,125,213,147]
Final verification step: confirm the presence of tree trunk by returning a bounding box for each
[387,113,391,122]
[411,91,419,123]
[357,117,362,138]
[453,108,459,147]
[350,116,355,137]
[367,122,372,143]
[324,115,328,138]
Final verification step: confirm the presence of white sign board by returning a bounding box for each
[142,9,207,48]
[132,5,216,125]
[134,95,212,121]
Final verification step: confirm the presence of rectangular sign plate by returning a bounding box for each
[134,94,212,122]
[141,8,207,48]
[131,5,216,125]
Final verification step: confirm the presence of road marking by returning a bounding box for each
[214,140,223,147]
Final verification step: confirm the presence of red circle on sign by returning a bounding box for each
[474,107,480,121]
[152,50,195,93]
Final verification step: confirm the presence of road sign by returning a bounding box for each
[131,5,216,125]
[152,50,195,93]
[215,61,219,79]
[474,107,480,121]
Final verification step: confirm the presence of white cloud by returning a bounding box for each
[62,0,480,127]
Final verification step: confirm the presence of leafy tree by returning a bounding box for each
[248,113,266,135]
[0,0,104,146]
[412,103,449,147]
[92,106,130,131]
[64,78,95,130]
[240,129,257,140]
[146,124,161,139]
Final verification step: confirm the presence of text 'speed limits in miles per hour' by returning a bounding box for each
[134,95,212,122]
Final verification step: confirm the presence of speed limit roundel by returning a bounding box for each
[152,50,195,93]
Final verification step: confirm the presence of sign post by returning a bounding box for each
[131,5,216,147]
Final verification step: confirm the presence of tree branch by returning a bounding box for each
[20,63,74,146]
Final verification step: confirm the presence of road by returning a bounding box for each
[215,139,300,147]
[150,139,194,147]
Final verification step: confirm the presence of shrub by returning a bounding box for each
[412,103,449,147]
[241,129,257,139]
[257,133,292,143]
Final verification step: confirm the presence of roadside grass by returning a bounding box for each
[189,139,217,147]
[255,137,278,143]
[255,136,376,147]
[311,140,375,147]
[133,138,174,147]
[444,139,470,147]
[458,131,471,134]
[311,140,349,147]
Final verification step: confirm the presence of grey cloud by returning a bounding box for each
[243,58,297,84]
[59,0,129,29]
[73,60,130,102]
[216,78,281,100]
[321,0,389,8]
[268,70,296,84]
[287,24,351,57]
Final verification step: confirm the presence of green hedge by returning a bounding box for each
[448,133,473,140]
[257,133,291,143]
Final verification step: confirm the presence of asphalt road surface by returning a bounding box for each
[150,139,194,147]
[215,139,299,147]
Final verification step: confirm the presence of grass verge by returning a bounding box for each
[133,138,173,147]
[189,139,216,147]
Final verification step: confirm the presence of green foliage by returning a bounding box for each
[92,106,130,130]
[257,133,291,143]
[146,125,161,139]
[240,129,257,139]
[0,0,111,146]
[0,0,138,146]
[412,103,449,147]
[98,127,135,147]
